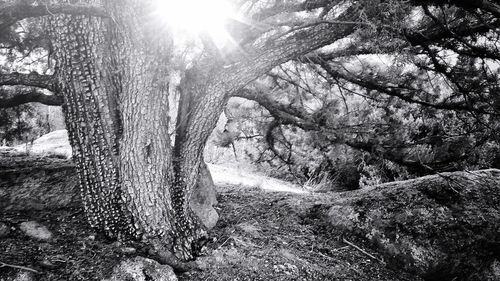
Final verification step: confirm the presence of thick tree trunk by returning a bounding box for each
[45,0,211,261]
[47,12,130,238]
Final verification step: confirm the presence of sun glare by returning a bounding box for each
[155,0,235,46]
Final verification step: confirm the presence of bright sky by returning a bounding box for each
[154,0,237,47]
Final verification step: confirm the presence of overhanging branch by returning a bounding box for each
[225,6,360,85]
[251,0,330,21]
[315,60,495,114]
[0,72,56,91]
[0,1,107,31]
[410,0,500,18]
[0,87,62,108]
[234,87,320,131]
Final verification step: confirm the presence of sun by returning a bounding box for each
[154,0,236,46]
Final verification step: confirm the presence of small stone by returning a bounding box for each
[104,256,177,281]
[86,235,95,241]
[0,222,10,238]
[39,259,60,269]
[120,247,137,254]
[13,271,36,281]
[19,221,52,241]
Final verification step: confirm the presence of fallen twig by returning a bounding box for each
[217,229,236,249]
[331,245,350,252]
[342,238,384,263]
[0,260,40,274]
[315,250,336,260]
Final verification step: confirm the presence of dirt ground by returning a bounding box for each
[0,178,422,281]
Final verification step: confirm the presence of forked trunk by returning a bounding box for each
[46,0,213,261]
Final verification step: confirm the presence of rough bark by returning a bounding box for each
[32,5,202,260]
[44,0,190,258]
[38,0,229,261]
[46,11,131,238]
[0,0,107,32]
[107,0,177,240]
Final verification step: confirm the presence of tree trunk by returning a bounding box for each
[45,0,212,261]
[42,0,339,262]
[47,12,131,238]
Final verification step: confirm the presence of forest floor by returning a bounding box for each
[0,175,420,281]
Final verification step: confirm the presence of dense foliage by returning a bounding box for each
[207,0,500,189]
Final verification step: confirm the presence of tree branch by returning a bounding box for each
[0,87,62,108]
[234,84,475,174]
[404,15,500,46]
[315,60,500,114]
[0,72,56,91]
[234,87,320,131]
[225,6,361,87]
[410,0,500,18]
[251,0,331,21]
[0,0,107,31]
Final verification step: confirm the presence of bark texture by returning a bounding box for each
[44,0,206,259]
[47,11,130,238]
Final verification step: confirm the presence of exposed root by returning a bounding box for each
[342,238,385,264]
[143,238,200,273]
[146,247,199,273]
[171,218,209,261]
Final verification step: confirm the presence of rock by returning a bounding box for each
[312,169,500,280]
[14,130,72,159]
[0,222,10,237]
[19,221,53,241]
[0,155,80,211]
[104,256,177,281]
[190,161,219,229]
[120,247,137,254]
[12,271,36,281]
[39,255,67,269]
[39,259,59,269]
[489,260,500,279]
